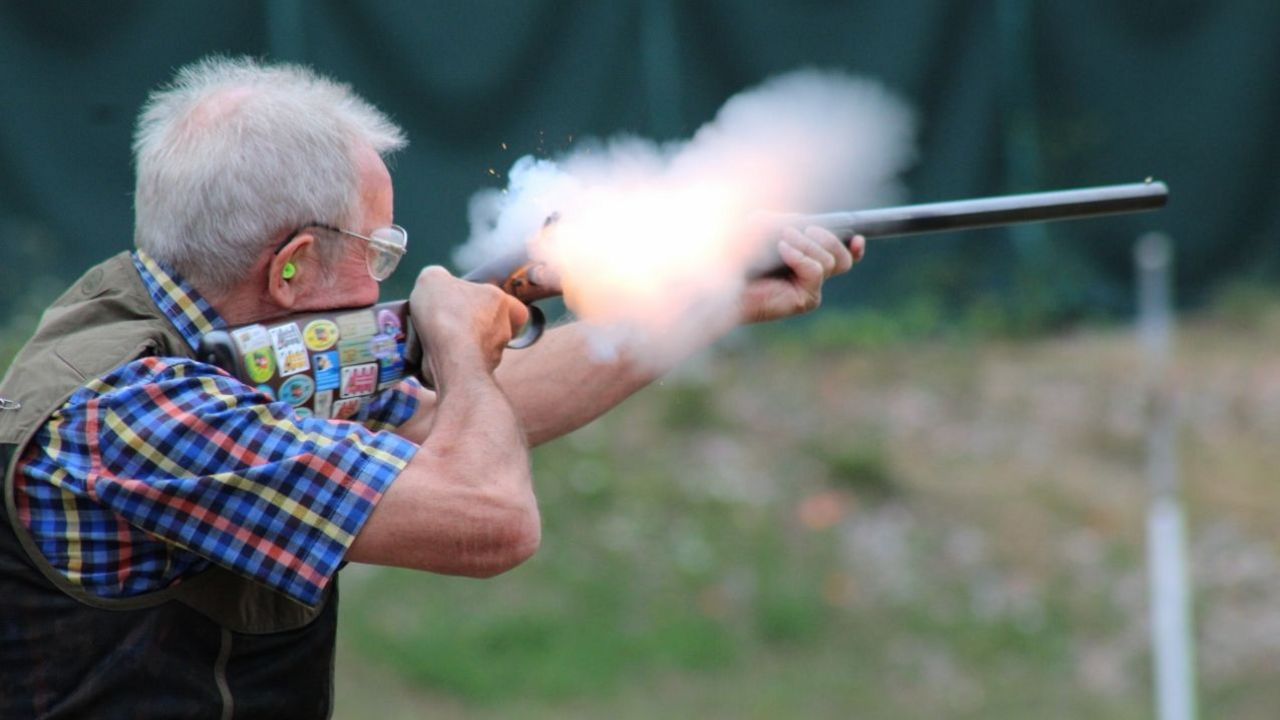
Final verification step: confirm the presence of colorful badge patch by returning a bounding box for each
[336,310,377,341]
[303,319,340,352]
[279,374,315,407]
[338,339,376,366]
[370,334,398,361]
[314,390,334,419]
[244,348,275,384]
[377,308,405,341]
[256,384,277,401]
[270,323,311,377]
[340,363,379,398]
[231,325,269,350]
[332,397,364,421]
[293,407,313,419]
[378,352,406,390]
[313,351,341,391]
[232,325,274,383]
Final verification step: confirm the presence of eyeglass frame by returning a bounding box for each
[273,222,408,281]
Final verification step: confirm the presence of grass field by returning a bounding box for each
[330,298,1280,719]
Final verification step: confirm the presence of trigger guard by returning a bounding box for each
[507,304,545,349]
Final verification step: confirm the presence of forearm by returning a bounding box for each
[349,364,537,576]
[420,366,529,483]
[493,321,702,446]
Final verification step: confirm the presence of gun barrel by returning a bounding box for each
[467,180,1170,300]
[794,180,1168,240]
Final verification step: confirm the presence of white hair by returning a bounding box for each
[133,55,407,293]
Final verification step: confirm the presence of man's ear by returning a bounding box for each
[267,233,317,309]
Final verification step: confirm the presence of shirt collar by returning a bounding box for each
[132,250,227,349]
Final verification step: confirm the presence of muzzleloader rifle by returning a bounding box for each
[196,180,1168,418]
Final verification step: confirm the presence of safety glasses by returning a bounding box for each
[277,222,407,281]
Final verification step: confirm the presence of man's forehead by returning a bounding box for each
[356,143,395,226]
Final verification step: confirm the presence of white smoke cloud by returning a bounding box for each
[457,68,915,366]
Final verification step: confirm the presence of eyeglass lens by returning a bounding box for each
[364,226,406,281]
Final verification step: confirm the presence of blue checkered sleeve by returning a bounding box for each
[17,357,418,606]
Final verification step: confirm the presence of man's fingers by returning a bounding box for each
[803,225,853,275]
[848,234,867,264]
[413,268,531,356]
[777,239,825,284]
[781,226,861,278]
[416,264,454,286]
[781,227,837,276]
[744,229,866,324]
[505,296,531,337]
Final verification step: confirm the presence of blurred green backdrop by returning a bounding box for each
[1,1,1275,321]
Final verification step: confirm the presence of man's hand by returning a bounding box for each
[738,226,866,324]
[352,266,539,578]
[409,265,530,382]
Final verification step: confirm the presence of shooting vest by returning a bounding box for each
[0,253,338,719]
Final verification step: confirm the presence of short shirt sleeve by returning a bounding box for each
[20,357,418,606]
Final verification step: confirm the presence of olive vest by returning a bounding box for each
[0,253,338,719]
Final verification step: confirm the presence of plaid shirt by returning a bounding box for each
[13,252,420,607]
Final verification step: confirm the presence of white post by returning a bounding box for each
[1136,232,1197,720]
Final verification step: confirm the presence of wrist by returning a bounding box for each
[426,347,494,393]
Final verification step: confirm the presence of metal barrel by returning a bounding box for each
[467,180,1171,288]
[794,180,1168,240]
[462,252,530,286]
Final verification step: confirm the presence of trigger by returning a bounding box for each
[507,304,545,349]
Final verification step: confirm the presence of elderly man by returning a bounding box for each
[0,57,862,718]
